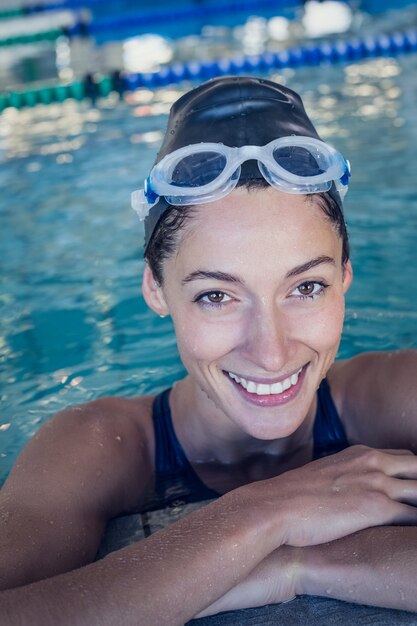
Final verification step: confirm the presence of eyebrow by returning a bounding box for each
[182,270,243,285]
[285,255,336,278]
[181,255,336,285]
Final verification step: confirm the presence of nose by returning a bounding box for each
[240,300,292,372]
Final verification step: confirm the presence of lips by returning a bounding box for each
[224,365,306,407]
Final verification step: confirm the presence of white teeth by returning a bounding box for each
[246,381,257,393]
[270,381,283,394]
[256,384,270,396]
[227,368,302,396]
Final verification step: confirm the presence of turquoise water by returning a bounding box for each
[1,54,417,485]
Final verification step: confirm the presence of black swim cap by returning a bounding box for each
[144,75,342,251]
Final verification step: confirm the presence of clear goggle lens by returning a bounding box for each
[168,151,228,187]
[272,145,326,176]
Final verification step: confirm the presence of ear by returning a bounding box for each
[342,260,353,294]
[142,264,170,317]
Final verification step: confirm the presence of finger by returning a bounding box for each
[363,449,417,479]
[386,457,417,479]
[377,448,415,457]
[385,476,417,505]
[382,450,417,478]
[390,502,417,526]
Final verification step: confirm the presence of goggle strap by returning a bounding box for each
[131,189,157,221]
[144,177,159,204]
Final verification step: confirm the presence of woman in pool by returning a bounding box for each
[1,76,417,625]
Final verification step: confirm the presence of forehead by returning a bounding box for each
[172,187,342,275]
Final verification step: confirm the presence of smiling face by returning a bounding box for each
[143,186,352,440]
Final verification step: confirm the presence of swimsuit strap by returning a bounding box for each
[313,378,349,459]
[152,388,220,502]
[153,388,190,476]
[151,379,348,506]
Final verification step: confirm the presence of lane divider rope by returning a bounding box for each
[1,29,416,111]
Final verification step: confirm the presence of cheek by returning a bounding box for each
[172,313,241,367]
[303,295,345,352]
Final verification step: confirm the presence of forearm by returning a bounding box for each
[0,490,281,626]
[203,526,417,617]
[301,526,417,612]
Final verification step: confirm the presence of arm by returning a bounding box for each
[0,490,280,626]
[3,445,417,625]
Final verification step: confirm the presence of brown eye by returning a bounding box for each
[291,281,328,300]
[196,291,232,307]
[298,282,315,296]
[206,291,225,303]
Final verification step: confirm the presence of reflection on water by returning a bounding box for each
[1,10,417,483]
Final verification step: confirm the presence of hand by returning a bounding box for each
[248,445,417,548]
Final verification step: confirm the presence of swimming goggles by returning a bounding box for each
[131,137,350,220]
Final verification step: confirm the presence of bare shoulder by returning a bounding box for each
[0,393,157,589]
[3,393,156,514]
[327,350,417,451]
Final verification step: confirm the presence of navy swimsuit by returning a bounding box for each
[146,378,349,511]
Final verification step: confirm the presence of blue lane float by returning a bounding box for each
[1,29,417,111]
[122,29,417,91]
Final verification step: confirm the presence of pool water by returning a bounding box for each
[1,53,417,485]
